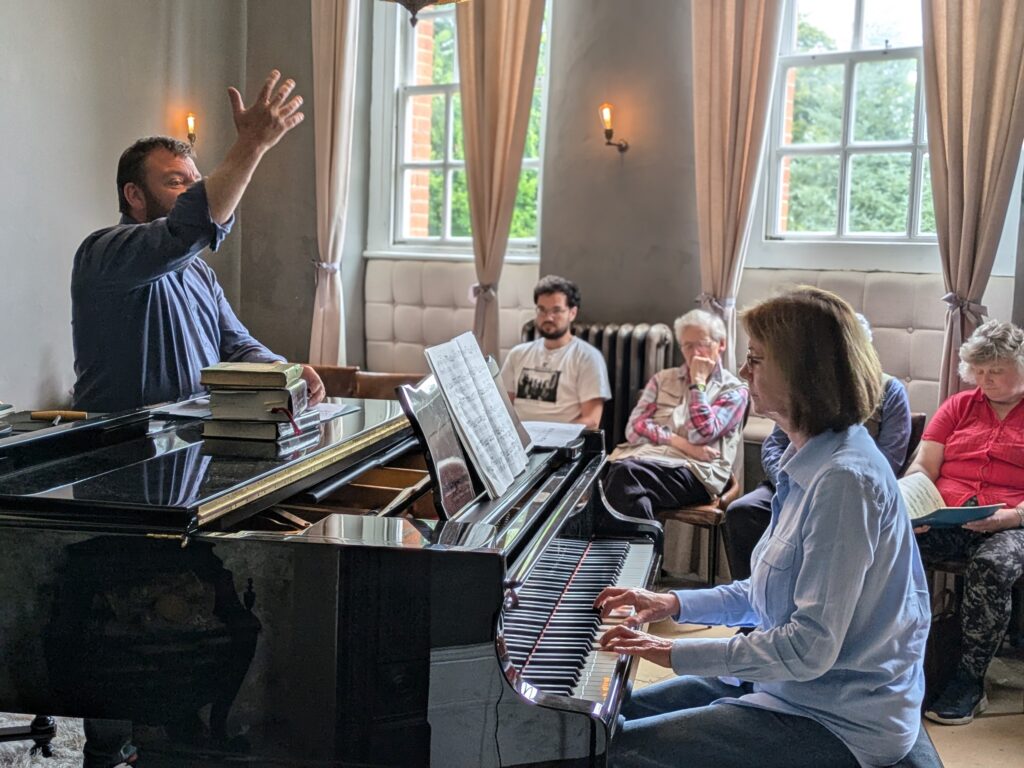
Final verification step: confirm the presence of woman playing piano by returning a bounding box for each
[595,287,930,768]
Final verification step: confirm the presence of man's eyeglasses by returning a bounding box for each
[535,306,569,318]
[681,339,716,354]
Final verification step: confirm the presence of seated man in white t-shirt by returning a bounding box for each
[499,275,611,429]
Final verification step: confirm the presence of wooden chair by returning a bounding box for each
[312,365,423,400]
[655,472,742,587]
[900,412,928,475]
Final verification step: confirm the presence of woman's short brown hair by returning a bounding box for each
[741,287,882,436]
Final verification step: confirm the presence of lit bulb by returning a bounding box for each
[186,113,197,146]
[597,101,628,153]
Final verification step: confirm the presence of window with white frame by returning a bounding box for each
[765,0,934,241]
[368,2,550,258]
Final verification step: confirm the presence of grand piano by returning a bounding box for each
[0,392,661,766]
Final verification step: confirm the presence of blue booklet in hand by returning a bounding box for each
[913,504,1000,528]
[898,473,1000,528]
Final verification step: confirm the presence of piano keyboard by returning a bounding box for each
[501,538,655,701]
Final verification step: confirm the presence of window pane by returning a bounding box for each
[411,13,456,86]
[862,0,922,49]
[509,169,539,239]
[778,155,840,233]
[523,87,543,160]
[527,3,548,163]
[450,170,472,238]
[452,93,464,161]
[405,94,446,161]
[920,154,936,234]
[852,59,916,142]
[403,169,444,238]
[784,65,845,145]
[795,0,853,52]
[848,153,912,233]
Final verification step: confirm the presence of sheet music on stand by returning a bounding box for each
[424,332,529,499]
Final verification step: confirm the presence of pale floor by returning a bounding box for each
[638,618,1024,768]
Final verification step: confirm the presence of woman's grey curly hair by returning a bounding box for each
[958,320,1024,382]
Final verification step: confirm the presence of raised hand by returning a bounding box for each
[599,625,673,668]
[204,69,306,224]
[227,70,305,153]
[593,586,679,628]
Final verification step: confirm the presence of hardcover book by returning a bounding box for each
[200,361,304,389]
[202,408,320,441]
[209,378,309,421]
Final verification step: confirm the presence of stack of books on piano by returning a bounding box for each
[199,362,321,459]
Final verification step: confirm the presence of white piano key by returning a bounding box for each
[571,542,655,702]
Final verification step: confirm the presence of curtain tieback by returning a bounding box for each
[314,261,340,274]
[471,283,497,303]
[941,292,987,322]
[697,293,736,315]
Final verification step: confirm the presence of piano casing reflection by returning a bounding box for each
[0,399,660,766]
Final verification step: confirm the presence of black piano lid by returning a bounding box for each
[0,399,411,535]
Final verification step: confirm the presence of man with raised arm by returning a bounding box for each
[71,69,325,415]
[72,70,324,768]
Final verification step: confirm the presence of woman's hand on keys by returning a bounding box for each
[594,587,679,628]
[598,625,673,668]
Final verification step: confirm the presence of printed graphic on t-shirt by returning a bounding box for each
[517,368,560,403]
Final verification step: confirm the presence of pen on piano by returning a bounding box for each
[31,410,88,426]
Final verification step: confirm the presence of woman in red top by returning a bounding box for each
[907,320,1024,726]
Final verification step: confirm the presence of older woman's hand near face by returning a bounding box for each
[688,354,717,386]
[599,625,673,668]
[963,508,1023,533]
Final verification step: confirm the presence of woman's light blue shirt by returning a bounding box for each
[669,425,930,767]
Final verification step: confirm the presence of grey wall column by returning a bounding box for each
[540,0,700,329]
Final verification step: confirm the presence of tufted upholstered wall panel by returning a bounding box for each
[364,261,1014,417]
[364,260,540,374]
[735,270,1014,417]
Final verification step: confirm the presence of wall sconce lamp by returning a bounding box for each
[186,113,197,148]
[599,102,628,153]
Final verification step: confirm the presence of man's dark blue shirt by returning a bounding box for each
[71,182,282,411]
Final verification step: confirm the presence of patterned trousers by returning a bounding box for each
[916,526,1024,679]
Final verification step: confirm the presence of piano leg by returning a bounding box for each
[0,714,56,757]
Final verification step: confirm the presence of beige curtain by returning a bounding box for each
[456,0,545,357]
[308,0,360,366]
[691,0,784,373]
[922,0,1024,399]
